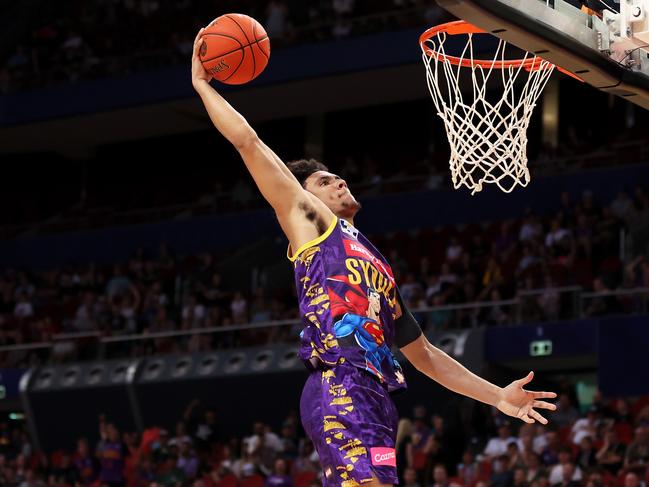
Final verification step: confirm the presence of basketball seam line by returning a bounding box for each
[201,37,268,64]
[252,23,269,61]
[254,41,269,60]
[225,14,256,80]
[222,51,246,83]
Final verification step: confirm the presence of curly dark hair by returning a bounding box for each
[286,158,329,187]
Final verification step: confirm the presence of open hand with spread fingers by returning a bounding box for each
[496,371,557,424]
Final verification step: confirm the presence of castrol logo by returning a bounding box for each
[370,447,396,467]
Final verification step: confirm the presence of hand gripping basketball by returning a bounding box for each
[198,13,270,85]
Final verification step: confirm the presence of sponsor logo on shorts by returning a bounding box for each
[370,447,396,467]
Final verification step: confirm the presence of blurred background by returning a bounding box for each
[0,1,648,487]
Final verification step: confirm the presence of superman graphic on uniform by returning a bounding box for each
[328,279,402,382]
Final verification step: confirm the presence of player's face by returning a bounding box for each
[304,171,361,218]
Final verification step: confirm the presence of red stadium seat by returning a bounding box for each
[294,471,317,487]
[218,473,239,487]
[614,422,633,444]
[478,460,492,479]
[558,424,573,444]
[631,395,649,416]
[241,474,265,487]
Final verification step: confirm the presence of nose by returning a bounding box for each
[337,179,347,189]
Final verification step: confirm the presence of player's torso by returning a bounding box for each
[290,217,406,392]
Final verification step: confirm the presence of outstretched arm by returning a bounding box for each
[400,335,557,424]
[191,28,306,217]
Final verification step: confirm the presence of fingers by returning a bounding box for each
[194,27,205,46]
[520,414,534,424]
[193,28,206,57]
[531,391,558,399]
[520,407,549,425]
[529,409,549,425]
[516,371,534,385]
[533,400,557,411]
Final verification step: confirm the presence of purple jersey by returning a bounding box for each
[289,217,406,393]
[98,441,124,483]
[74,456,95,485]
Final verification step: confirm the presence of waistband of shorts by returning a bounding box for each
[306,358,392,390]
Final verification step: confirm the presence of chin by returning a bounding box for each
[339,200,361,218]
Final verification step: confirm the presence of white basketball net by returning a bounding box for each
[421,28,555,194]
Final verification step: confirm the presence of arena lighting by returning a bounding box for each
[33,368,55,390]
[197,354,219,376]
[433,331,470,358]
[250,350,275,372]
[223,352,246,374]
[142,359,165,381]
[60,366,81,388]
[278,347,301,370]
[86,364,105,385]
[171,356,193,378]
[111,362,130,383]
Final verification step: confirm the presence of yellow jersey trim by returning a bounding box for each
[287,216,338,262]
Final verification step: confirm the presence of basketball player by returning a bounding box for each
[191,28,557,487]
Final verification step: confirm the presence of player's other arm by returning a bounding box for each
[191,29,304,216]
[395,292,556,424]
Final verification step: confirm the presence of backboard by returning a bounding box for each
[435,0,649,109]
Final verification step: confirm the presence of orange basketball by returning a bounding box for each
[199,13,270,85]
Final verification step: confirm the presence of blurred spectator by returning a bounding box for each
[177,440,199,479]
[403,466,422,487]
[596,428,626,473]
[266,458,293,487]
[541,431,563,466]
[400,273,423,307]
[555,463,581,487]
[96,422,126,487]
[513,466,529,487]
[585,277,620,317]
[574,436,598,470]
[494,221,518,260]
[231,292,249,324]
[623,472,646,487]
[446,237,463,263]
[482,257,504,288]
[491,454,514,487]
[537,276,561,321]
[457,450,478,486]
[74,438,97,486]
[553,394,580,428]
[549,447,583,485]
[169,422,192,448]
[524,452,547,483]
[624,426,649,474]
[18,469,43,487]
[520,211,543,243]
[611,191,635,223]
[183,399,219,452]
[13,293,34,319]
[571,408,599,445]
[484,422,517,460]
[432,463,450,487]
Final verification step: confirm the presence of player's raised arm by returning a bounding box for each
[395,293,557,424]
[191,28,304,216]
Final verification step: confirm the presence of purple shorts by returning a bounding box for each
[300,362,400,486]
